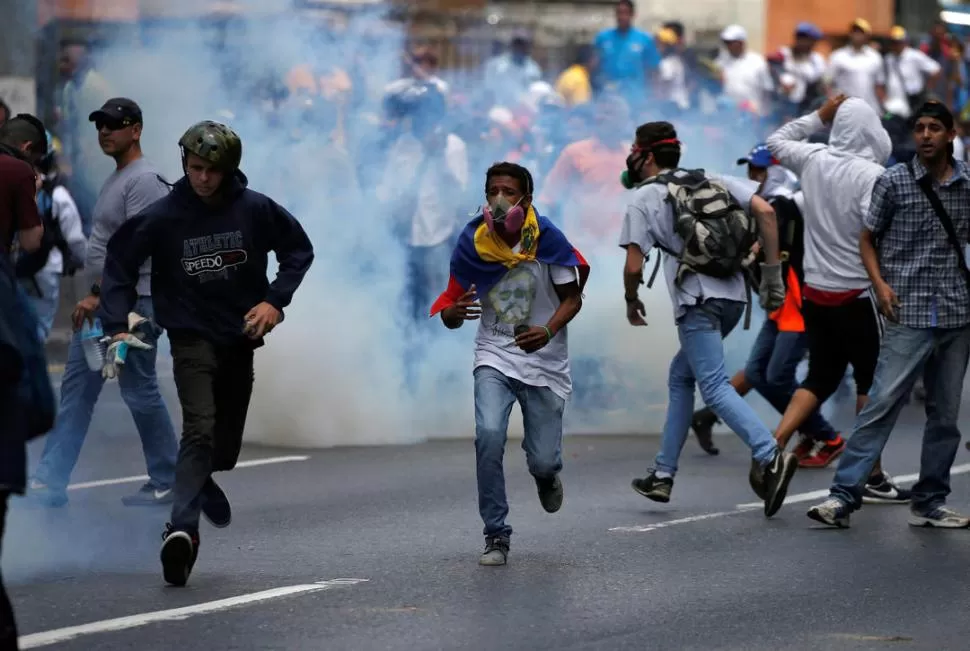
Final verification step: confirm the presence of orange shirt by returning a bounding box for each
[538,138,630,243]
[770,266,805,332]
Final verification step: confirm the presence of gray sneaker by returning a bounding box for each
[122,483,174,506]
[536,475,564,513]
[807,498,851,528]
[479,537,509,566]
[909,506,970,529]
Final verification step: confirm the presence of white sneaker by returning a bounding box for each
[908,506,970,529]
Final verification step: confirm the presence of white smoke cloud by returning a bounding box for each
[72,5,773,448]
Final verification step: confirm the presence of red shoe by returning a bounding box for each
[799,436,846,469]
[792,435,814,461]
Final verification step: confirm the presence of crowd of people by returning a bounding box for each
[2,2,970,647]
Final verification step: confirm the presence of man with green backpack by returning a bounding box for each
[618,120,798,518]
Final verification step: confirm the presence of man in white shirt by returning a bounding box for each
[18,140,86,341]
[826,19,885,113]
[882,26,941,120]
[715,24,774,115]
[777,22,828,115]
[430,162,588,567]
[618,121,798,518]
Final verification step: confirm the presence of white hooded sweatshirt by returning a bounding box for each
[765,98,892,292]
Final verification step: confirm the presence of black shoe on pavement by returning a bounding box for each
[122,482,174,507]
[762,450,798,517]
[535,475,564,513]
[161,524,200,587]
[691,408,720,456]
[479,536,510,566]
[631,473,673,503]
[201,477,232,528]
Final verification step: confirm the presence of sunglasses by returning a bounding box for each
[94,118,133,132]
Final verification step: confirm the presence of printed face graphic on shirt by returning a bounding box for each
[488,266,536,325]
[181,230,248,283]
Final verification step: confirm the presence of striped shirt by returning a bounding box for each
[865,158,970,329]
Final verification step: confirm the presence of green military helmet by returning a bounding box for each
[178,120,242,172]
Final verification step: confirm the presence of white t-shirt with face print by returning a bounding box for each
[473,247,579,400]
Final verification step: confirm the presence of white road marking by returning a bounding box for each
[609,508,757,533]
[612,463,970,533]
[735,462,970,510]
[67,455,310,491]
[18,578,368,649]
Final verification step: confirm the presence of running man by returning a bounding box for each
[430,162,588,566]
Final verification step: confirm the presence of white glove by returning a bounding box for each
[100,312,154,380]
[758,263,786,312]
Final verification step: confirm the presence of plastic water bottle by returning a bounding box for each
[80,318,106,372]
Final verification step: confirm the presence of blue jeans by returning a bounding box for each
[656,299,778,475]
[21,270,60,341]
[474,365,565,539]
[744,319,838,440]
[830,322,970,512]
[32,296,178,491]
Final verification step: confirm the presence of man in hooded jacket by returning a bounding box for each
[766,95,909,503]
[98,121,314,587]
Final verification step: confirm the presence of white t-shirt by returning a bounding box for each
[715,50,773,113]
[659,54,689,110]
[778,48,826,104]
[378,132,469,247]
[618,173,760,321]
[826,46,885,112]
[474,250,578,400]
[883,47,941,118]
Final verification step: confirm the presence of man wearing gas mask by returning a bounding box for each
[618,121,798,518]
[98,121,314,587]
[430,162,589,567]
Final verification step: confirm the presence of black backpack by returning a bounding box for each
[746,193,805,292]
[14,175,80,279]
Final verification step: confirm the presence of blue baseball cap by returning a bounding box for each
[795,22,823,40]
[737,143,776,168]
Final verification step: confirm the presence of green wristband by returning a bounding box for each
[542,325,553,342]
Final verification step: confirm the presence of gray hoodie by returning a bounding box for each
[765,98,892,292]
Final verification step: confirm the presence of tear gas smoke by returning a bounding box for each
[65,6,779,447]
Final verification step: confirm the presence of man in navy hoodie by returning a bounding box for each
[98,121,314,586]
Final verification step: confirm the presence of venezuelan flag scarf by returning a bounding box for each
[429,207,590,316]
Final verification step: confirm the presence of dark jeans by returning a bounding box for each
[0,492,17,651]
[169,335,254,533]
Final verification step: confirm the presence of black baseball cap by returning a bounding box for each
[89,97,143,126]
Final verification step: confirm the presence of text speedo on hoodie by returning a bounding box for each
[766,98,892,293]
[98,170,314,347]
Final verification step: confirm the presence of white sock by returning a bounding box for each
[655,470,673,480]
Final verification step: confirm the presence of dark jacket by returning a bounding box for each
[99,170,314,347]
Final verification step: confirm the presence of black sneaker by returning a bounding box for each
[631,473,673,503]
[535,475,564,514]
[201,477,231,528]
[748,459,766,500]
[122,482,174,507]
[479,536,510,566]
[160,524,200,587]
[862,472,912,504]
[691,408,720,456]
[762,450,798,517]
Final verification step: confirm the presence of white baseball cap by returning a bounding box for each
[720,24,747,42]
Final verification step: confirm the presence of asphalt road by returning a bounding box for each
[5,379,970,651]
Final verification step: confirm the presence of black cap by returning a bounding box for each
[88,97,143,125]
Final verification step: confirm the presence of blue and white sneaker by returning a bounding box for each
[908,506,970,529]
[862,472,912,505]
[807,498,851,528]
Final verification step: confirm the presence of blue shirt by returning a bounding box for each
[594,28,660,98]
